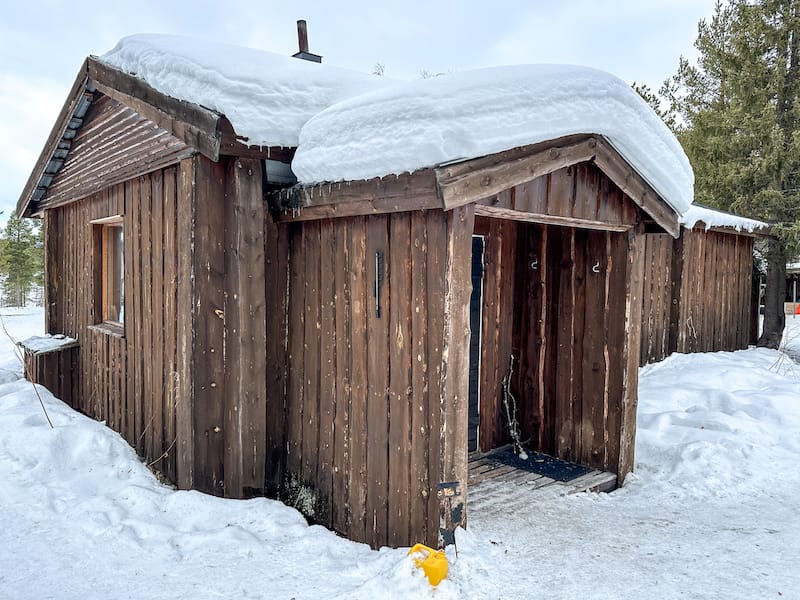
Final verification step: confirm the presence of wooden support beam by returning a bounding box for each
[474,204,632,232]
[593,139,680,238]
[617,226,645,483]
[88,57,223,162]
[438,204,475,547]
[436,136,599,209]
[271,171,440,221]
[218,117,296,161]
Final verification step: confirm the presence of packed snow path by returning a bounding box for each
[1,309,799,599]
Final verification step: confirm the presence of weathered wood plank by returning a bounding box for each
[272,170,439,214]
[425,211,447,548]
[191,157,226,495]
[474,204,631,232]
[546,168,576,219]
[617,228,645,482]
[151,169,165,469]
[365,215,389,548]
[555,228,576,460]
[594,138,680,238]
[388,213,412,546]
[264,213,289,497]
[317,218,336,520]
[436,137,598,209]
[331,217,351,533]
[409,210,430,545]
[581,230,607,469]
[571,230,587,461]
[438,204,475,545]
[223,158,268,497]
[175,160,196,488]
[285,223,306,499]
[162,166,178,482]
[301,221,321,494]
[347,216,368,542]
[140,172,154,461]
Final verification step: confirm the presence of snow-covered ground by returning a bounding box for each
[1,309,798,599]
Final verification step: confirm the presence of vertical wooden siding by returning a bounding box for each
[675,229,754,354]
[475,165,642,477]
[639,234,674,365]
[44,166,183,482]
[267,208,472,549]
[639,229,754,365]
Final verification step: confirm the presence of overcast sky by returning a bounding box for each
[0,0,718,222]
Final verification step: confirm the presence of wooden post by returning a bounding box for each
[617,226,645,482]
[223,157,268,497]
[438,204,475,547]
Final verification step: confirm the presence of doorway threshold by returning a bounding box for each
[468,447,617,509]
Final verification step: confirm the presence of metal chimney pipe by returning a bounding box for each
[297,20,309,54]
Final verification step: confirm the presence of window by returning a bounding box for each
[92,215,124,328]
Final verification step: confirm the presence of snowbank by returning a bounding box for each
[292,64,694,215]
[2,316,799,598]
[680,203,768,232]
[100,34,390,147]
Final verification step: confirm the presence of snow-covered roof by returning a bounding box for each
[292,64,694,215]
[679,204,768,233]
[100,34,390,148]
[101,36,693,216]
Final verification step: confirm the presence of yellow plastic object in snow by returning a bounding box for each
[408,543,448,586]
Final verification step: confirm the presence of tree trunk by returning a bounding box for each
[757,236,786,349]
[750,259,761,345]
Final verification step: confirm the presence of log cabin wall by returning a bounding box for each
[265,207,474,550]
[474,163,644,479]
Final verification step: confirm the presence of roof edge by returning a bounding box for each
[17,57,229,217]
[17,59,90,217]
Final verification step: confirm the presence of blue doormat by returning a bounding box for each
[487,448,592,482]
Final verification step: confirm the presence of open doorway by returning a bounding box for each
[468,215,630,482]
[468,235,485,453]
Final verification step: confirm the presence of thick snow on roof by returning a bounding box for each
[100,34,390,148]
[292,64,694,215]
[680,204,768,232]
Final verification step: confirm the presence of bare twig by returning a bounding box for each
[0,311,54,429]
[147,437,178,468]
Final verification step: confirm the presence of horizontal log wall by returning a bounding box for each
[44,166,183,482]
[266,208,472,550]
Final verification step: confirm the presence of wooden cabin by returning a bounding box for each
[16,36,760,551]
[639,209,766,366]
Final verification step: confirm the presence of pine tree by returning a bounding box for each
[661,0,800,348]
[0,211,42,307]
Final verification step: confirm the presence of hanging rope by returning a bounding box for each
[501,354,527,460]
